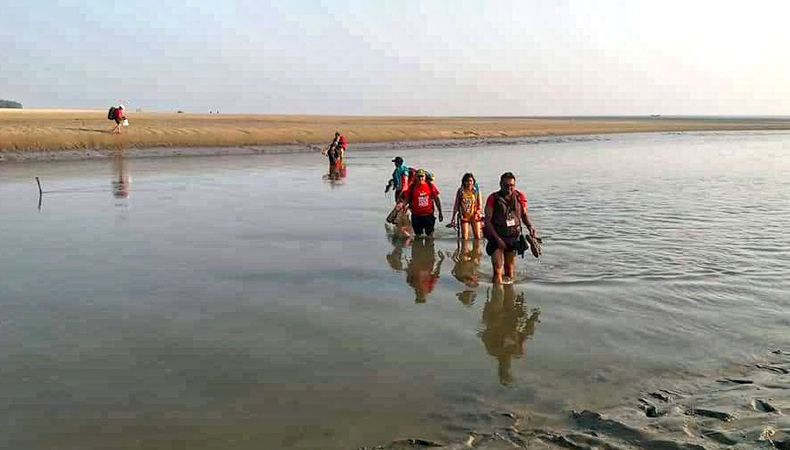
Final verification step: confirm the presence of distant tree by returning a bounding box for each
[0,99,22,109]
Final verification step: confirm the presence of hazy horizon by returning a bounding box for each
[2,1,788,116]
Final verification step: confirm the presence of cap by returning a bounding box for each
[118,104,125,109]
[416,169,427,176]
[392,156,403,164]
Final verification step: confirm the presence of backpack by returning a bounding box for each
[107,106,116,120]
[407,167,435,182]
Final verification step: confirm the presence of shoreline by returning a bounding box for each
[2,110,790,162]
[0,134,616,163]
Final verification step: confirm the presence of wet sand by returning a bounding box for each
[363,349,790,449]
[2,109,790,161]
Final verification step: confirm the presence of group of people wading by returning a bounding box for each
[321,133,541,285]
[322,131,347,178]
[385,155,541,285]
[324,133,542,383]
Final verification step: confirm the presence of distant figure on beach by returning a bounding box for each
[449,172,484,240]
[406,238,445,303]
[484,172,537,284]
[479,284,540,384]
[399,169,443,237]
[110,104,127,134]
[385,156,411,202]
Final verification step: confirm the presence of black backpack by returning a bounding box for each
[107,107,117,120]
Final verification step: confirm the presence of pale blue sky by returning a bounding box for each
[2,0,787,115]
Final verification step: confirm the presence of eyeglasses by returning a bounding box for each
[417,175,426,178]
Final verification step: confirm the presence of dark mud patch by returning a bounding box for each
[360,350,790,449]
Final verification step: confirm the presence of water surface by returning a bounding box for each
[1,132,789,449]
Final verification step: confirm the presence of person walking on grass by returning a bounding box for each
[399,169,443,237]
[110,105,127,134]
[484,172,537,284]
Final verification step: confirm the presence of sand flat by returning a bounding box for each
[2,109,790,155]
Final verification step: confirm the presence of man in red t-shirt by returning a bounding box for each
[400,169,443,236]
[484,172,537,284]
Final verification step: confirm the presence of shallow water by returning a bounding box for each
[1,132,790,449]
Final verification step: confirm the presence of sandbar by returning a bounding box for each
[2,109,790,161]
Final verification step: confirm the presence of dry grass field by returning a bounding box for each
[2,109,790,155]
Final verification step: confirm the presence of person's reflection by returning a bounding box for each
[385,227,412,272]
[479,284,540,385]
[322,160,347,187]
[111,151,131,199]
[406,237,445,303]
[451,238,482,306]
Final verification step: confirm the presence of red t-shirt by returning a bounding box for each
[338,134,347,149]
[114,107,125,120]
[408,182,439,216]
[485,189,527,211]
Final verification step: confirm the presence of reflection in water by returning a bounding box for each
[451,239,482,306]
[385,232,445,303]
[111,151,131,199]
[322,160,347,187]
[406,238,445,303]
[479,284,540,385]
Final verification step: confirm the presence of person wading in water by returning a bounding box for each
[385,156,411,203]
[449,172,484,240]
[322,131,347,172]
[483,172,537,284]
[399,169,443,237]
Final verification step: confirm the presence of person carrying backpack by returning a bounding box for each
[399,169,443,237]
[385,156,411,202]
[110,104,127,134]
[483,172,538,284]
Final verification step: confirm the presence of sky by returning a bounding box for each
[1,0,788,115]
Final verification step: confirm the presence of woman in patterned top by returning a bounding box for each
[449,172,483,240]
